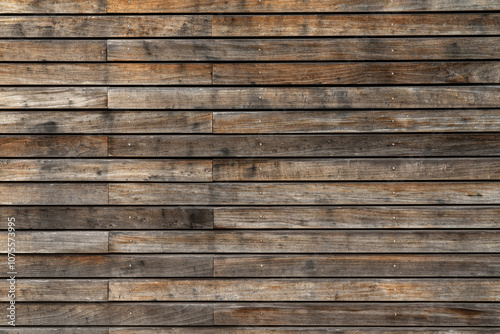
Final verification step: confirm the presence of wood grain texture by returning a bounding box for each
[0,279,108,302]
[0,136,107,157]
[0,183,108,205]
[0,207,213,229]
[213,14,500,37]
[108,87,500,109]
[0,159,212,181]
[0,111,212,134]
[213,110,500,133]
[215,303,500,326]
[107,38,500,61]
[0,231,108,253]
[214,206,500,229]
[213,158,500,181]
[0,88,107,109]
[109,134,500,157]
[0,16,211,37]
[109,230,500,253]
[0,40,106,61]
[109,182,500,205]
[0,329,108,334]
[0,0,105,13]
[214,255,500,277]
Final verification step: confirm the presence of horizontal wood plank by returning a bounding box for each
[0,88,107,109]
[0,136,107,157]
[109,230,500,253]
[213,110,500,133]
[0,0,105,13]
[107,38,500,61]
[0,40,106,61]
[0,329,107,334]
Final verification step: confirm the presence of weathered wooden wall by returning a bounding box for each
[0,0,499,332]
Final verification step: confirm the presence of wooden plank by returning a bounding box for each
[0,40,106,61]
[108,87,500,109]
[215,303,500,326]
[0,0,105,13]
[0,159,212,182]
[109,279,500,302]
[8,255,213,277]
[109,182,500,205]
[107,38,500,61]
[213,62,500,85]
[0,88,107,109]
[0,329,107,334]
[0,184,108,205]
[106,0,500,13]
[213,110,500,134]
[214,254,500,277]
[0,111,212,134]
[109,134,500,157]
[0,231,108,253]
[213,14,500,37]
[0,15,211,37]
[0,63,212,85]
[9,303,212,326]
[109,230,500,253]
[0,279,107,302]
[0,207,213,229]
[0,136,107,157]
[213,158,500,181]
[214,206,500,229]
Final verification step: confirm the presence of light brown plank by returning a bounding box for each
[213,110,500,133]
[213,14,500,37]
[214,206,500,229]
[0,207,213,229]
[0,329,107,334]
[0,159,212,182]
[214,254,500,277]
[0,88,107,109]
[109,230,500,253]
[215,303,500,326]
[0,111,212,134]
[0,63,212,85]
[0,0,105,13]
[0,40,106,61]
[213,62,500,85]
[108,87,500,109]
[107,38,500,61]
[0,184,108,205]
[0,231,108,253]
[109,182,500,205]
[0,16,210,37]
[0,136,107,157]
[0,279,107,302]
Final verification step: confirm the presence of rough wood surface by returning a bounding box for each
[0,329,108,334]
[0,136,107,157]
[0,0,105,13]
[0,40,106,61]
[0,88,107,109]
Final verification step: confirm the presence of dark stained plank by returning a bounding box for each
[0,88,107,109]
[109,230,500,253]
[109,134,500,157]
[0,159,212,182]
[0,40,106,61]
[0,329,108,334]
[213,14,500,37]
[109,279,500,302]
[0,0,105,13]
[0,63,212,85]
[0,136,107,157]
[214,254,500,277]
[0,16,211,37]
[9,255,213,277]
[107,38,500,61]
[215,303,500,326]
[213,62,500,85]
[0,184,108,205]
[107,0,500,13]
[0,279,107,302]
[0,231,108,253]
[213,158,500,181]
[109,182,500,205]
[0,207,213,229]
[8,303,213,326]
[214,206,500,229]
[108,87,500,110]
[0,111,212,134]
[213,110,500,134]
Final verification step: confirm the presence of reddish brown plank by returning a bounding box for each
[0,88,107,109]
[0,40,106,61]
[0,0,105,13]
[0,136,107,157]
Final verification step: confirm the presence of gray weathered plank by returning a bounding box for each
[0,184,108,205]
[0,136,107,157]
[0,329,108,334]
[0,88,107,109]
[0,40,106,61]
